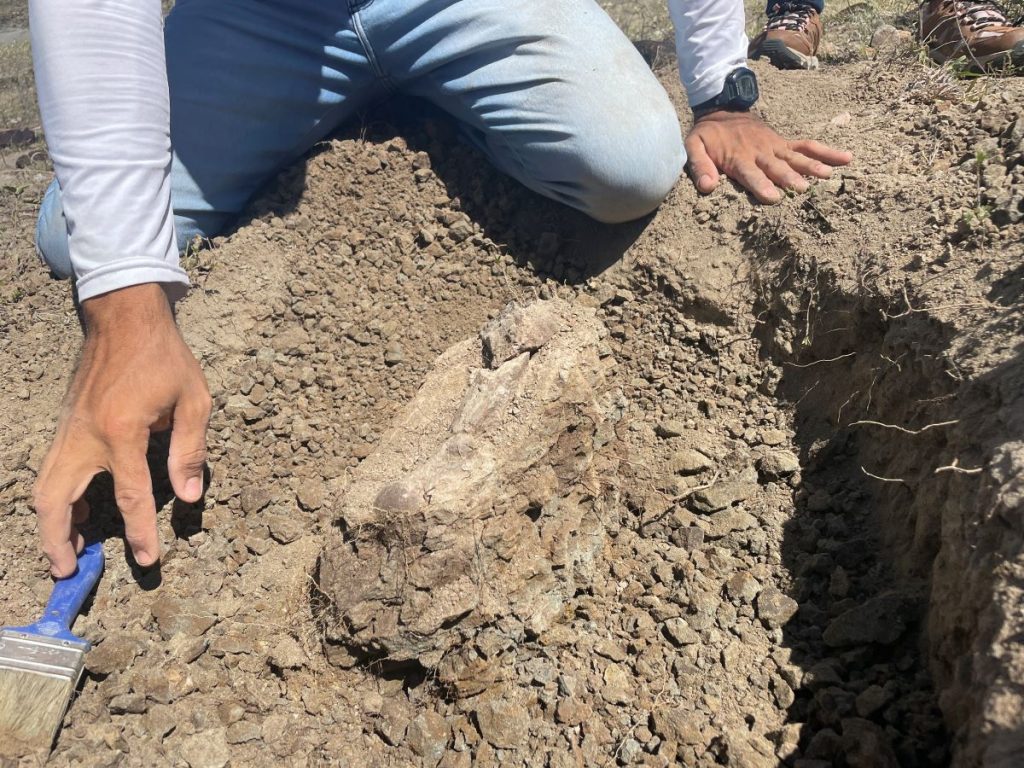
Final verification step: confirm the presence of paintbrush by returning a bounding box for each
[0,541,104,755]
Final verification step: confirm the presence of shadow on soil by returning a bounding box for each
[80,431,210,591]
[746,221,1024,764]
[225,96,650,291]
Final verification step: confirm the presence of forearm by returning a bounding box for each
[82,283,174,336]
[667,0,749,106]
[29,0,188,301]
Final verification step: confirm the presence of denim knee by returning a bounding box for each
[579,107,686,225]
[35,181,74,280]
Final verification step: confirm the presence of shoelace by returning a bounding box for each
[953,1,1012,30]
[766,3,815,31]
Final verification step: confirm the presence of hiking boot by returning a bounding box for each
[919,1,1024,70]
[749,3,823,70]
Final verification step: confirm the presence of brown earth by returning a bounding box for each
[0,16,1022,768]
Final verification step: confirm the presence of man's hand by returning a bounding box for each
[685,110,852,204]
[33,283,212,577]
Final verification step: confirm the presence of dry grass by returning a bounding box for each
[598,0,673,41]
[0,38,36,129]
[1006,0,1024,20]
[0,0,26,29]
[599,0,924,42]
[903,57,981,102]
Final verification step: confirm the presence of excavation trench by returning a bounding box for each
[749,225,1024,768]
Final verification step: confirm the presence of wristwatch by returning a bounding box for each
[692,67,759,119]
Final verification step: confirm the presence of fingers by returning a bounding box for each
[167,391,212,503]
[758,155,810,194]
[732,161,782,204]
[789,139,853,167]
[761,140,853,194]
[684,133,720,194]
[745,142,851,200]
[776,148,835,180]
[35,472,93,577]
[36,490,77,577]
[111,446,160,567]
[40,432,163,573]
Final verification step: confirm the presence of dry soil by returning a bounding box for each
[0,6,1022,768]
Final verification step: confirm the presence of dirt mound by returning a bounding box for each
[0,36,1021,768]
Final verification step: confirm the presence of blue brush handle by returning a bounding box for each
[25,541,104,645]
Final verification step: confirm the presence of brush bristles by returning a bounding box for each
[0,669,73,756]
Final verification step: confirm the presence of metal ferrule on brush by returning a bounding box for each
[0,630,90,686]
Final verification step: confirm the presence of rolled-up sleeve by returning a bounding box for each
[30,0,188,301]
[667,0,749,107]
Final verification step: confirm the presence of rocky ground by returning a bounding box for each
[1,3,1023,768]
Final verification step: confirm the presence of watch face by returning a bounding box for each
[723,68,759,109]
[734,74,758,103]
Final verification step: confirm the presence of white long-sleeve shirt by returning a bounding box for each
[30,0,184,302]
[669,0,749,106]
[30,0,747,302]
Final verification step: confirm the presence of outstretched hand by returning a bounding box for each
[685,110,852,203]
[33,283,212,577]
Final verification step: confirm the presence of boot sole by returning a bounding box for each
[928,40,1024,72]
[750,39,820,70]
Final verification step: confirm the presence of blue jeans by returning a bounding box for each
[36,0,685,280]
